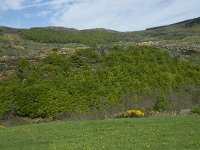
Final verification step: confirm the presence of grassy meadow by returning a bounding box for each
[0,115,200,150]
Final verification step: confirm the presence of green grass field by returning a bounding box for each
[0,115,200,150]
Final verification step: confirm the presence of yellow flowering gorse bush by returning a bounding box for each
[115,109,144,118]
[127,110,144,117]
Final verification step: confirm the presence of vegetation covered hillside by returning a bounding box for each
[127,17,200,41]
[1,17,200,58]
[19,27,121,47]
[0,17,200,120]
[0,46,200,119]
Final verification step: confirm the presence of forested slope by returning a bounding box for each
[1,46,200,119]
[19,28,120,47]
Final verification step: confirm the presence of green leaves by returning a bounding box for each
[0,46,200,118]
[20,28,120,46]
[153,93,171,112]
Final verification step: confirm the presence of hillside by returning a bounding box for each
[1,46,200,119]
[147,17,200,30]
[126,17,200,56]
[1,17,200,55]
[0,17,200,120]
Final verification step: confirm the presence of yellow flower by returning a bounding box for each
[127,110,144,117]
[0,125,5,129]
[115,109,144,118]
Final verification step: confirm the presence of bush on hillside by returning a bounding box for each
[153,94,171,112]
[114,110,144,118]
[190,105,200,115]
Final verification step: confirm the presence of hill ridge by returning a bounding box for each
[1,16,200,32]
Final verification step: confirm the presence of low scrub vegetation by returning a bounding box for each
[114,109,144,118]
[191,105,200,115]
[0,124,5,129]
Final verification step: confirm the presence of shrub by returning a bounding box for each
[190,105,200,115]
[127,110,144,118]
[114,109,144,118]
[153,94,171,112]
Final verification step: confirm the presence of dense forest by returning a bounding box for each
[1,45,200,119]
[20,28,120,47]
